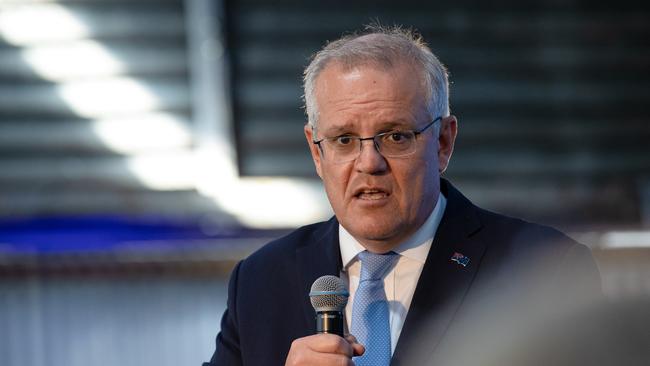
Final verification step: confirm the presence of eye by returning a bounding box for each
[386,131,410,143]
[333,135,354,145]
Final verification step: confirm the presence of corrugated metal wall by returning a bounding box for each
[0,275,227,366]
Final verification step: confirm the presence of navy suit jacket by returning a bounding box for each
[204,180,601,365]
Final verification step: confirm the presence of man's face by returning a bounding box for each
[304,62,456,253]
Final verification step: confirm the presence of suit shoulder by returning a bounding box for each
[471,206,601,296]
[475,206,579,250]
[240,219,335,269]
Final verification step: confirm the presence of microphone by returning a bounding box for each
[309,275,349,337]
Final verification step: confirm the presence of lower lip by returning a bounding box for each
[354,193,390,206]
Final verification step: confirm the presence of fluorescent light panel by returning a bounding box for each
[20,40,127,81]
[91,114,193,153]
[0,3,90,45]
[601,231,650,249]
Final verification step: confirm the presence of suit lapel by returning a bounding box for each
[391,180,487,366]
[295,218,342,333]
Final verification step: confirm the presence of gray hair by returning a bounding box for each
[303,25,450,128]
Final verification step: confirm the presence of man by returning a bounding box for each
[204,26,601,366]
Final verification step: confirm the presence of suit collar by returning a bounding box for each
[391,179,487,365]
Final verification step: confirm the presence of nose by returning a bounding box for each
[354,138,387,174]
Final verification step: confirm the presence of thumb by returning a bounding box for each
[345,334,365,357]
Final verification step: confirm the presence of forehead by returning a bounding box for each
[314,61,428,132]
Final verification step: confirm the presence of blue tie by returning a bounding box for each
[351,251,398,366]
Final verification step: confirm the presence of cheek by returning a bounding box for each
[397,159,438,207]
[321,163,352,202]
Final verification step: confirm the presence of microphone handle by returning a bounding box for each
[315,311,345,337]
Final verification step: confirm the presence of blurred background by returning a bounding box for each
[0,0,648,365]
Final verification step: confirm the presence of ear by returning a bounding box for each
[304,124,324,179]
[437,115,458,174]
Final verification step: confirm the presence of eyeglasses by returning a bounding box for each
[313,117,441,164]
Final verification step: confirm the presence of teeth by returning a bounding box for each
[358,191,387,200]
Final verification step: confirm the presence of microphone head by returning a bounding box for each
[309,275,349,312]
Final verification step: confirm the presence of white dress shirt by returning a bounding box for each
[339,193,447,354]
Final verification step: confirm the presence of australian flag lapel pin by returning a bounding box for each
[451,252,470,267]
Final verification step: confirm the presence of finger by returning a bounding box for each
[344,334,358,344]
[344,334,365,357]
[351,342,365,357]
[287,336,354,366]
[311,352,355,366]
[306,334,354,357]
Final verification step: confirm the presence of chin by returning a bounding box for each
[349,220,403,246]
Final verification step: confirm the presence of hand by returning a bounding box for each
[285,333,365,366]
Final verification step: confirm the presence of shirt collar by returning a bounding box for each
[339,193,447,269]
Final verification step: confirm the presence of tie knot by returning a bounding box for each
[358,251,398,281]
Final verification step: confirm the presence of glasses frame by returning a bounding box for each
[312,116,442,162]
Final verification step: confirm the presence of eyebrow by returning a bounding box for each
[321,120,413,136]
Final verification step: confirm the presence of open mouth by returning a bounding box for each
[355,189,389,200]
